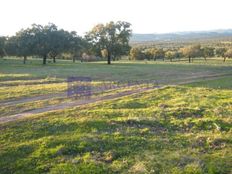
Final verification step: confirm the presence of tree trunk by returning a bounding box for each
[23,56,27,64]
[188,56,191,63]
[223,57,226,62]
[107,51,111,65]
[73,57,75,63]
[53,57,56,63]
[43,55,47,65]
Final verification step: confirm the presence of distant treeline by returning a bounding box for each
[129,44,232,62]
[1,22,232,64]
[0,21,132,64]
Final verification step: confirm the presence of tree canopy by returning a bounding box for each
[86,21,132,64]
[0,36,6,57]
[4,23,85,64]
[3,21,232,64]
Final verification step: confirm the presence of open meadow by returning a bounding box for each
[1,0,232,173]
[0,58,232,173]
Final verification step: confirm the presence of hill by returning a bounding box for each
[131,29,232,42]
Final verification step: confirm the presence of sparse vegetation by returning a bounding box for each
[0,86,231,173]
[0,57,232,173]
[1,18,232,174]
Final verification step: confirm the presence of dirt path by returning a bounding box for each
[1,72,230,107]
[0,80,65,87]
[0,93,66,106]
[0,72,231,124]
[0,87,160,124]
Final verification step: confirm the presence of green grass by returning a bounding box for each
[0,97,70,117]
[0,78,114,102]
[0,84,152,117]
[1,57,232,83]
[0,83,67,101]
[187,76,232,89]
[0,57,232,173]
[0,86,231,173]
[1,57,232,101]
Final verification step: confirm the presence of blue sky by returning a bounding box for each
[1,0,232,36]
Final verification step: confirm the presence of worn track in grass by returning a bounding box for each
[0,87,161,124]
[1,72,231,107]
[0,72,231,124]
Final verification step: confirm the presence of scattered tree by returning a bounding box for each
[202,47,214,61]
[129,48,140,60]
[86,21,132,64]
[15,29,35,64]
[215,47,227,62]
[224,48,232,62]
[154,48,165,61]
[180,45,201,63]
[0,37,6,58]
[66,31,84,63]
[144,48,156,60]
[165,50,177,62]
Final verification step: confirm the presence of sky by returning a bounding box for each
[1,0,232,36]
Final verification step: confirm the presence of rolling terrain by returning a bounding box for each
[0,58,232,173]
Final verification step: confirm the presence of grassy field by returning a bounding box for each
[1,57,232,82]
[187,76,232,89]
[0,58,232,173]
